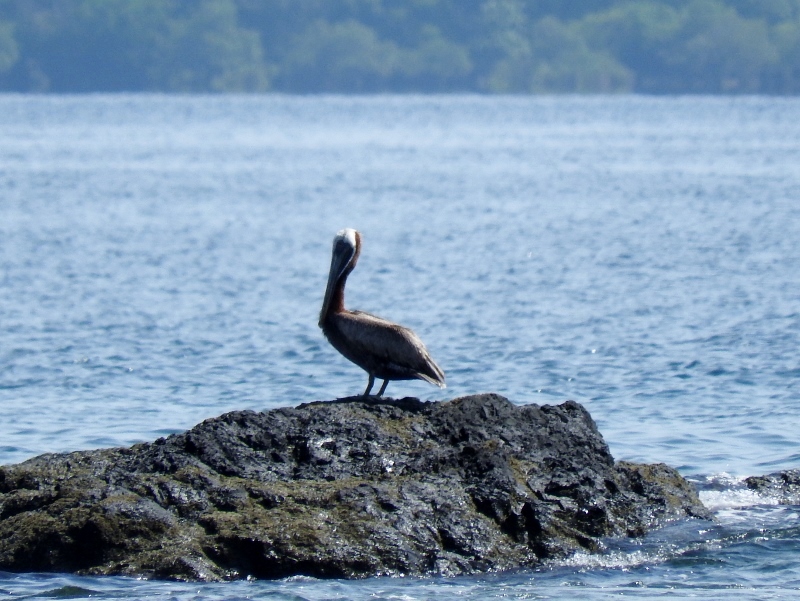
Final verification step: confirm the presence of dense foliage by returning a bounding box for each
[2,0,800,93]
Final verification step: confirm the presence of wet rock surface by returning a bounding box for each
[0,394,711,581]
[745,470,800,504]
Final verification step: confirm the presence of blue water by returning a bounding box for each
[1,94,799,599]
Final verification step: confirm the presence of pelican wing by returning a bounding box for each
[336,311,445,386]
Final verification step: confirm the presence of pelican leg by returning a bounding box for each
[377,379,389,396]
[363,374,375,396]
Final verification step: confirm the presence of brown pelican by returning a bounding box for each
[319,228,445,396]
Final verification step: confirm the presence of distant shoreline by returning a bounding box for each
[2,1,799,95]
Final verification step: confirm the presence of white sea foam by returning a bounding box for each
[555,549,666,571]
[699,488,771,511]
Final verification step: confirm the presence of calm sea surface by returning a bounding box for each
[1,94,799,599]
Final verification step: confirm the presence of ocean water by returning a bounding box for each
[1,94,799,599]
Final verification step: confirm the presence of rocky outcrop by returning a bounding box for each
[0,394,711,581]
[745,470,800,504]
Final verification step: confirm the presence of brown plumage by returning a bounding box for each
[319,228,445,396]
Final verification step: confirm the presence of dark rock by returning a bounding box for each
[0,394,711,581]
[745,469,800,504]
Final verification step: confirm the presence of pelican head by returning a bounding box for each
[319,228,360,327]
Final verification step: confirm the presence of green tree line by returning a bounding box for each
[2,0,800,93]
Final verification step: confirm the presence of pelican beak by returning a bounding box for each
[319,238,354,327]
